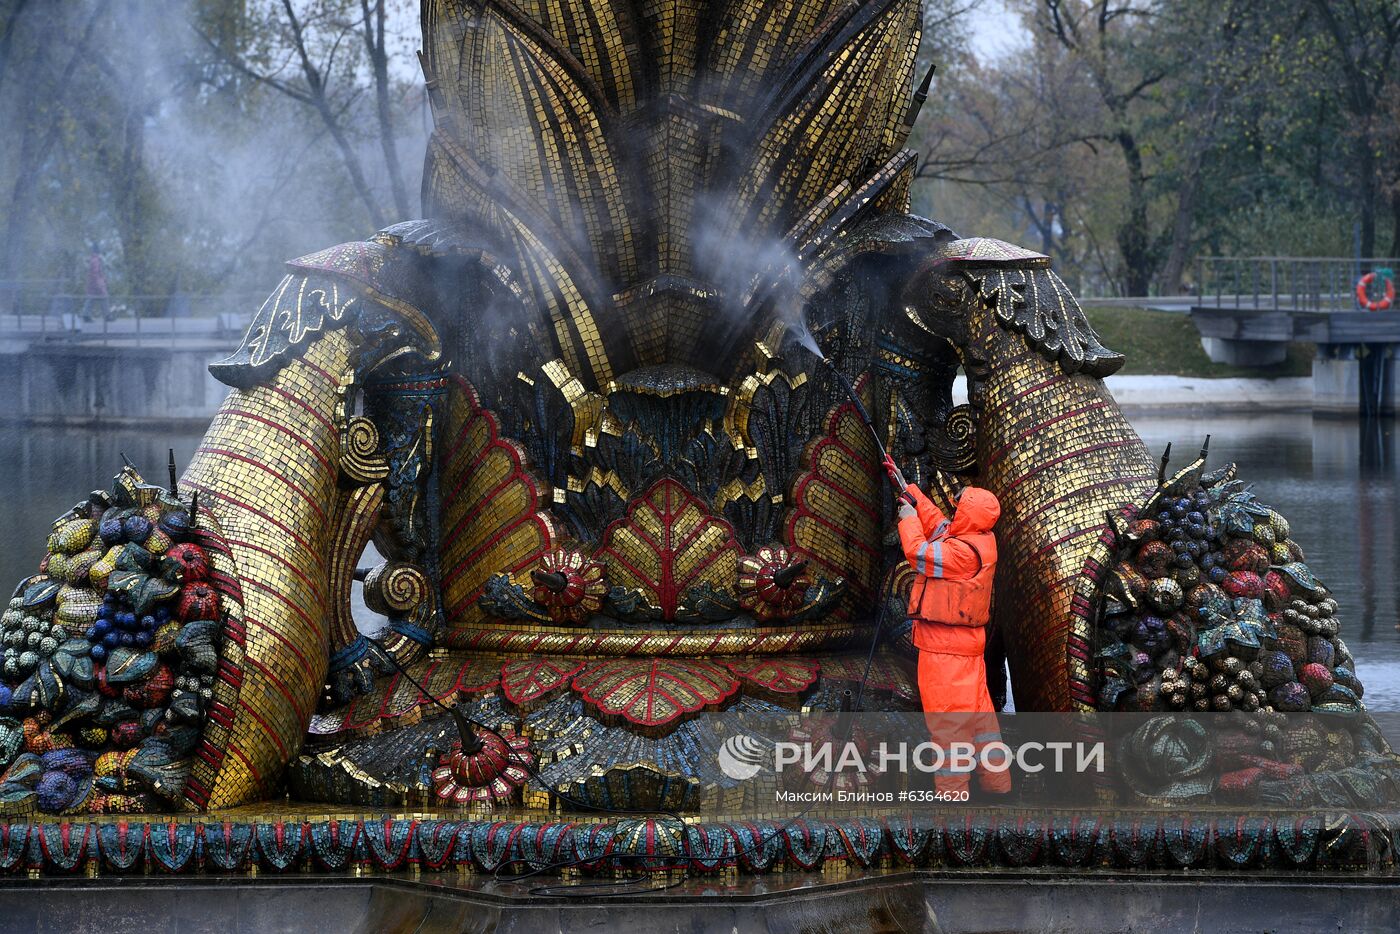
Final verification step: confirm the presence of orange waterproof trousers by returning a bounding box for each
[917,642,1011,796]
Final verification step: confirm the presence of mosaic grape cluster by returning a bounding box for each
[0,469,224,814]
[1098,457,1363,717]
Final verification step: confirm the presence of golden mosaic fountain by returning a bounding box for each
[0,0,1393,878]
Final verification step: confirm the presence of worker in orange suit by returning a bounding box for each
[884,456,1011,798]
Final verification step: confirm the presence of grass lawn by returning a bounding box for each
[1083,305,1314,378]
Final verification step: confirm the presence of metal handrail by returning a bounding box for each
[1197,256,1400,263]
[1193,256,1400,314]
[0,291,265,313]
[0,293,256,348]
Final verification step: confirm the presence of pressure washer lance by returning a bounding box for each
[812,352,952,507]
[813,355,906,487]
[787,311,908,493]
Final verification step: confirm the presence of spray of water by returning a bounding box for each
[784,302,826,360]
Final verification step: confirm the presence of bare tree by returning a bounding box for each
[192,0,412,229]
[913,6,1119,290]
[0,0,33,93]
[0,3,107,289]
[1154,0,1264,293]
[358,0,410,219]
[1038,0,1166,295]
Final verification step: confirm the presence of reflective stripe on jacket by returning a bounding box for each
[896,484,1000,656]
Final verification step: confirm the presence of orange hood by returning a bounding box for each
[942,486,1001,538]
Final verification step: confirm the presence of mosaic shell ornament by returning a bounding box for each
[736,546,812,622]
[431,729,534,806]
[531,548,606,624]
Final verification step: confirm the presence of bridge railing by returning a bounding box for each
[1195,256,1400,313]
[0,283,260,346]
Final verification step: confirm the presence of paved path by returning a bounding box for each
[1104,375,1314,412]
[952,375,1314,413]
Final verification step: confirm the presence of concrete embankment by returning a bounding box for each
[1104,375,1315,415]
[0,342,227,428]
[953,375,1317,416]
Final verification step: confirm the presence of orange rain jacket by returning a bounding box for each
[896,484,1000,656]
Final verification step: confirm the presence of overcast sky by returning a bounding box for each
[389,2,1031,72]
[965,1,1029,61]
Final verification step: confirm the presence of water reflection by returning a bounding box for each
[0,428,202,588]
[0,416,1394,706]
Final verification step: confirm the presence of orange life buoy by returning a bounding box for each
[1356,272,1395,311]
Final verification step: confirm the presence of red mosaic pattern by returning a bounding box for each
[572,657,740,726]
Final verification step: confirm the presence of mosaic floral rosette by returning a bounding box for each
[736,546,812,622]
[0,468,227,814]
[532,548,606,624]
[431,730,534,806]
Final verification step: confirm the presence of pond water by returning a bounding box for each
[0,414,1395,707]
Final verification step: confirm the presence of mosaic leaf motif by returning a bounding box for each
[422,3,626,384]
[721,1,919,244]
[423,0,637,285]
[723,371,810,549]
[308,654,501,736]
[420,0,926,374]
[815,653,917,702]
[572,658,739,726]
[501,657,585,707]
[725,657,820,695]
[208,273,359,388]
[786,401,882,601]
[439,376,559,637]
[1274,561,1324,595]
[966,263,1124,378]
[596,478,743,620]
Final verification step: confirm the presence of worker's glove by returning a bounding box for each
[896,488,917,521]
[882,454,900,482]
[882,456,909,491]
